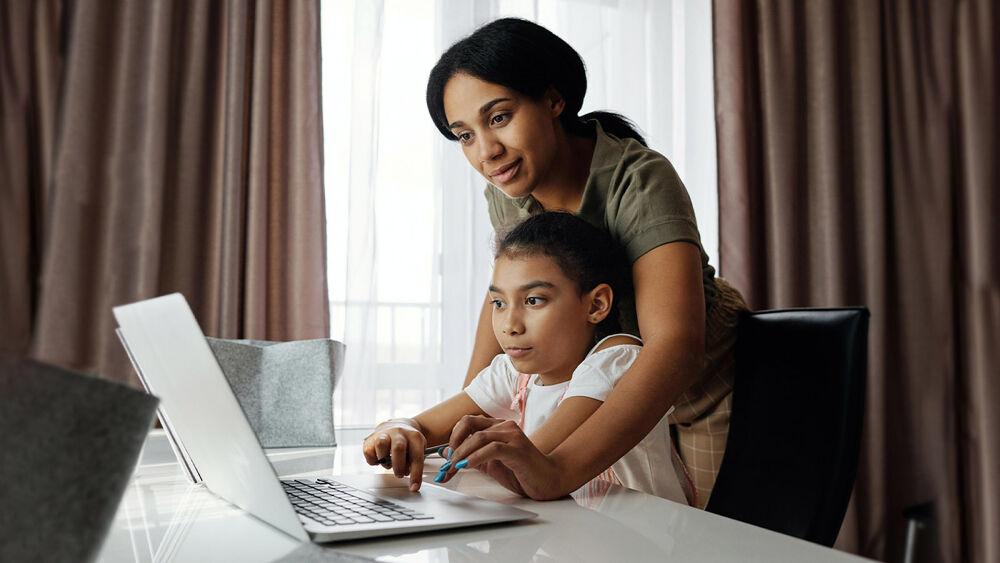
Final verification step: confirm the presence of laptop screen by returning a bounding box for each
[114,293,308,541]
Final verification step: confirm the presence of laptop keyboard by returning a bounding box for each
[282,478,434,526]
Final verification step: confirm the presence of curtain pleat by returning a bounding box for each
[0,0,62,358]
[0,0,328,387]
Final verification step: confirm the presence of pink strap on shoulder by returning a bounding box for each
[511,373,531,429]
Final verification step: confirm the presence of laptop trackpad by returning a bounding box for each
[331,473,533,520]
[332,473,412,491]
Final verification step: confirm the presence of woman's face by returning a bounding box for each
[489,253,596,379]
[442,73,563,199]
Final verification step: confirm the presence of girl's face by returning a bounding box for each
[489,253,607,380]
[442,73,564,199]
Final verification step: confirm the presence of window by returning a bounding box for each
[321,0,717,428]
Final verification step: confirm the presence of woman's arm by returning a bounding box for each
[548,242,705,485]
[463,292,504,387]
[459,397,602,496]
[441,242,705,499]
[529,397,603,454]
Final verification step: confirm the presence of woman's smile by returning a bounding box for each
[489,158,522,185]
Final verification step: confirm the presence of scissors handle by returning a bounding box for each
[377,444,446,466]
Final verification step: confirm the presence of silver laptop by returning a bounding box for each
[113,293,535,543]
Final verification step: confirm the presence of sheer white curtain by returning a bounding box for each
[321,0,717,428]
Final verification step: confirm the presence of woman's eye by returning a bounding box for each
[490,113,509,126]
[457,131,473,144]
[525,296,545,306]
[490,299,504,309]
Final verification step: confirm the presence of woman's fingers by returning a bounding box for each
[471,441,524,471]
[453,440,511,471]
[451,426,517,462]
[447,415,508,457]
[438,418,562,499]
[440,420,523,483]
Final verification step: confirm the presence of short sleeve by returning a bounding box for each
[484,184,512,231]
[611,154,705,263]
[484,184,541,232]
[464,354,519,419]
[563,345,642,402]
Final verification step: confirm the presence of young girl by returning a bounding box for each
[363,212,687,504]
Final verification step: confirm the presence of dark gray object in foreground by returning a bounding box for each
[0,356,159,562]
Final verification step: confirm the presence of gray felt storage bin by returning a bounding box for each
[206,338,345,448]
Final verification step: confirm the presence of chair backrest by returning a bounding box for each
[0,356,159,562]
[705,308,869,547]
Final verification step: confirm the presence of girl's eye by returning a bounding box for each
[457,131,473,145]
[525,296,545,306]
[490,299,505,310]
[490,113,509,126]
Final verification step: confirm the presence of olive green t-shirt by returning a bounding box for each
[484,121,717,338]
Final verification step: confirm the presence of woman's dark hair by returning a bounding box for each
[495,212,629,338]
[427,18,647,147]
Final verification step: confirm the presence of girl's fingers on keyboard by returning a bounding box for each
[389,433,410,478]
[406,434,425,491]
[362,432,390,466]
[376,434,393,468]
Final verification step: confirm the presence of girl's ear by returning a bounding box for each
[586,284,614,325]
[544,87,566,118]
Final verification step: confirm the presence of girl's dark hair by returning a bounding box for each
[427,18,647,147]
[495,212,629,339]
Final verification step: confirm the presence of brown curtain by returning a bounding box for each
[0,0,329,386]
[0,0,61,358]
[714,1,998,562]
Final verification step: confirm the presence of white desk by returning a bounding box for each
[98,429,876,562]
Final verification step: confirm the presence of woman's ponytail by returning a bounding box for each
[574,111,647,147]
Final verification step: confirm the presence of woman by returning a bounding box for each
[368,18,746,508]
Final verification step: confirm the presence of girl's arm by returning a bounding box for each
[463,292,504,387]
[412,392,487,446]
[441,242,705,499]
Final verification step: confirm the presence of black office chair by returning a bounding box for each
[705,308,869,547]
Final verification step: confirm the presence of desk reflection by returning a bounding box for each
[307,470,676,562]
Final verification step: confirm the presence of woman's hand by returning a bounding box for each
[362,419,427,492]
[437,415,565,500]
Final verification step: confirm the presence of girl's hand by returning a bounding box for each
[362,420,427,492]
[437,415,565,500]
